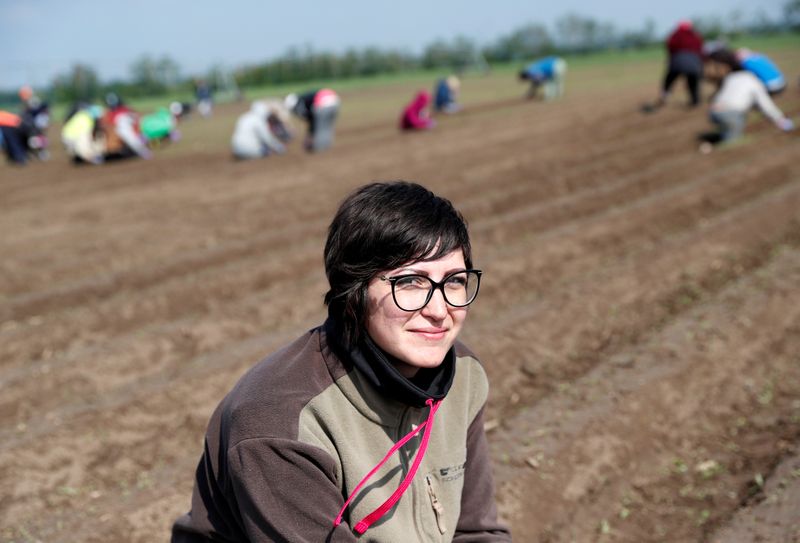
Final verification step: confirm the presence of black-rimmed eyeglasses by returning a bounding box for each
[378,270,482,312]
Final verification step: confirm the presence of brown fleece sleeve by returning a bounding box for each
[453,406,513,541]
[228,437,360,542]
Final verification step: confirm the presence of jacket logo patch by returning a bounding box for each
[439,463,466,482]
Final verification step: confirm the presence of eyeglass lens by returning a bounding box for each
[392,271,480,311]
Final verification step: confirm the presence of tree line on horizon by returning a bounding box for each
[3,4,798,108]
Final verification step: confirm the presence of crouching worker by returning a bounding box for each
[735,48,786,96]
[101,93,152,160]
[140,105,183,147]
[699,61,794,152]
[61,105,106,164]
[0,110,27,165]
[284,88,340,152]
[434,75,462,114]
[519,56,567,100]
[230,100,292,160]
[171,181,512,542]
[704,43,786,96]
[400,90,436,130]
[0,108,49,165]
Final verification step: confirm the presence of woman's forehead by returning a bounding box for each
[392,249,466,273]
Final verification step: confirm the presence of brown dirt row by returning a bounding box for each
[491,242,800,541]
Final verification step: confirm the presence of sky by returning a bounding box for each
[0,0,788,90]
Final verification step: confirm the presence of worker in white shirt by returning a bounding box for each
[700,61,794,152]
[230,100,293,160]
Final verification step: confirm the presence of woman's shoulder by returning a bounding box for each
[450,340,490,413]
[453,340,480,361]
[219,326,340,445]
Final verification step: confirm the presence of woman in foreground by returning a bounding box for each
[172,181,511,542]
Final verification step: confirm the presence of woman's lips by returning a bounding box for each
[410,328,447,340]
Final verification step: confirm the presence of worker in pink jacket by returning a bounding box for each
[400,90,436,131]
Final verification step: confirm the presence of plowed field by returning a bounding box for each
[2,47,800,542]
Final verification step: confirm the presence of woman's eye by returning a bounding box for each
[445,275,467,287]
[395,276,427,289]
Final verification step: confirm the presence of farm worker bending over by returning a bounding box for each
[61,105,106,164]
[5,87,51,163]
[0,108,48,165]
[703,43,786,96]
[140,107,181,145]
[400,90,436,130]
[0,110,27,165]
[646,20,704,111]
[518,56,567,100]
[736,49,786,95]
[230,100,292,160]
[699,63,794,152]
[172,181,512,542]
[284,88,340,152]
[101,93,151,160]
[434,75,461,114]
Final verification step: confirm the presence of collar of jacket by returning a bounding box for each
[323,318,455,408]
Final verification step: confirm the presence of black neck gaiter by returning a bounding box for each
[324,319,455,408]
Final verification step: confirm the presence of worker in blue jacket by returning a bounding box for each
[704,43,786,95]
[519,56,567,100]
[737,49,785,95]
[433,76,461,114]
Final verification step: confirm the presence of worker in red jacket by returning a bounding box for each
[400,90,436,131]
[101,93,151,159]
[643,20,704,112]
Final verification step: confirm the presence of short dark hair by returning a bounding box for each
[324,181,472,347]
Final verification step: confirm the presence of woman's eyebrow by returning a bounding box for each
[391,267,466,277]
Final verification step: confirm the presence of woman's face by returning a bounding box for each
[365,249,469,378]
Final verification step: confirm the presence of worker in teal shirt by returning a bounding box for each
[737,49,785,95]
[140,107,180,144]
[518,56,567,100]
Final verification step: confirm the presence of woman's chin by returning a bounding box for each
[394,348,449,376]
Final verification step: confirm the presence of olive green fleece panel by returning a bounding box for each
[298,354,490,542]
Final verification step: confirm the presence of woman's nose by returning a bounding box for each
[421,288,448,319]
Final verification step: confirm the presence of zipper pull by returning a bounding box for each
[426,475,447,534]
